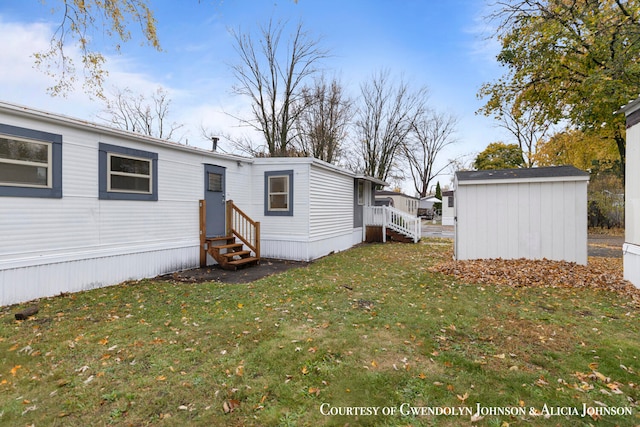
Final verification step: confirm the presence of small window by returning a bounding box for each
[264,170,293,216]
[268,175,289,210]
[99,143,158,201]
[357,180,365,205]
[208,172,223,192]
[0,123,62,198]
[448,196,454,208]
[107,154,152,193]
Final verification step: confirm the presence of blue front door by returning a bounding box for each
[204,164,226,237]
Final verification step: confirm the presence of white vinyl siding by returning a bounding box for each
[619,100,640,287]
[309,164,353,240]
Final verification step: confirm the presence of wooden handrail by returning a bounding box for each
[226,200,261,259]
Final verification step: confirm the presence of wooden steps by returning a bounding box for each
[386,228,416,243]
[205,235,260,270]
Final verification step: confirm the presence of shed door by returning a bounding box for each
[204,164,226,237]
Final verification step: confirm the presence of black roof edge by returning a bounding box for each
[456,165,589,181]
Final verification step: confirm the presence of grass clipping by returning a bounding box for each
[430,257,640,306]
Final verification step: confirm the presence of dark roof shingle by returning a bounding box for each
[456,165,589,182]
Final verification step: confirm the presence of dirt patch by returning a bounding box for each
[157,258,309,284]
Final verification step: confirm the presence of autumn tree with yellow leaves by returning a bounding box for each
[34,0,161,98]
[480,0,640,179]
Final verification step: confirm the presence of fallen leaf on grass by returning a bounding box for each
[223,399,241,414]
[429,258,639,305]
[592,371,610,383]
[10,365,21,376]
[456,392,469,402]
[470,413,484,422]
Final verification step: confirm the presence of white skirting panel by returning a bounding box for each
[261,231,356,262]
[623,243,640,288]
[0,245,199,306]
[352,227,363,246]
[260,236,310,261]
[308,232,353,261]
[442,216,455,226]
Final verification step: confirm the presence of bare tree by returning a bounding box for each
[99,86,183,141]
[353,69,428,182]
[229,19,328,156]
[477,84,552,168]
[403,110,458,198]
[292,76,351,163]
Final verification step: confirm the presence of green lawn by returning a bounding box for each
[1,240,638,426]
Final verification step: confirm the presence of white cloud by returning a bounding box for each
[0,19,98,118]
[0,16,229,150]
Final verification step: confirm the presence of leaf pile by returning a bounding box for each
[430,257,640,306]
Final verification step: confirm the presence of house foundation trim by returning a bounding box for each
[623,243,640,288]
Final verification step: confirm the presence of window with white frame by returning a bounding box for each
[0,123,62,198]
[107,153,152,193]
[264,170,293,216]
[99,143,158,201]
[357,180,365,205]
[0,136,51,188]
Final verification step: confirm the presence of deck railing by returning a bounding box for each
[226,200,260,259]
[364,205,421,243]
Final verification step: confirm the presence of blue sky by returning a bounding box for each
[0,0,508,191]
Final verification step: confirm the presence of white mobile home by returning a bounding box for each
[618,97,640,287]
[374,190,419,216]
[0,101,384,306]
[247,158,383,261]
[454,166,589,264]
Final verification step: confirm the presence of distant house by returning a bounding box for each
[618,97,640,287]
[418,195,438,218]
[375,190,419,216]
[419,195,439,210]
[454,166,589,264]
[441,190,455,226]
[0,100,397,306]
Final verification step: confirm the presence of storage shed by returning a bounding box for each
[454,166,589,264]
[618,96,640,287]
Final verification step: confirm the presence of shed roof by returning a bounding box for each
[456,166,589,184]
[617,95,640,116]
